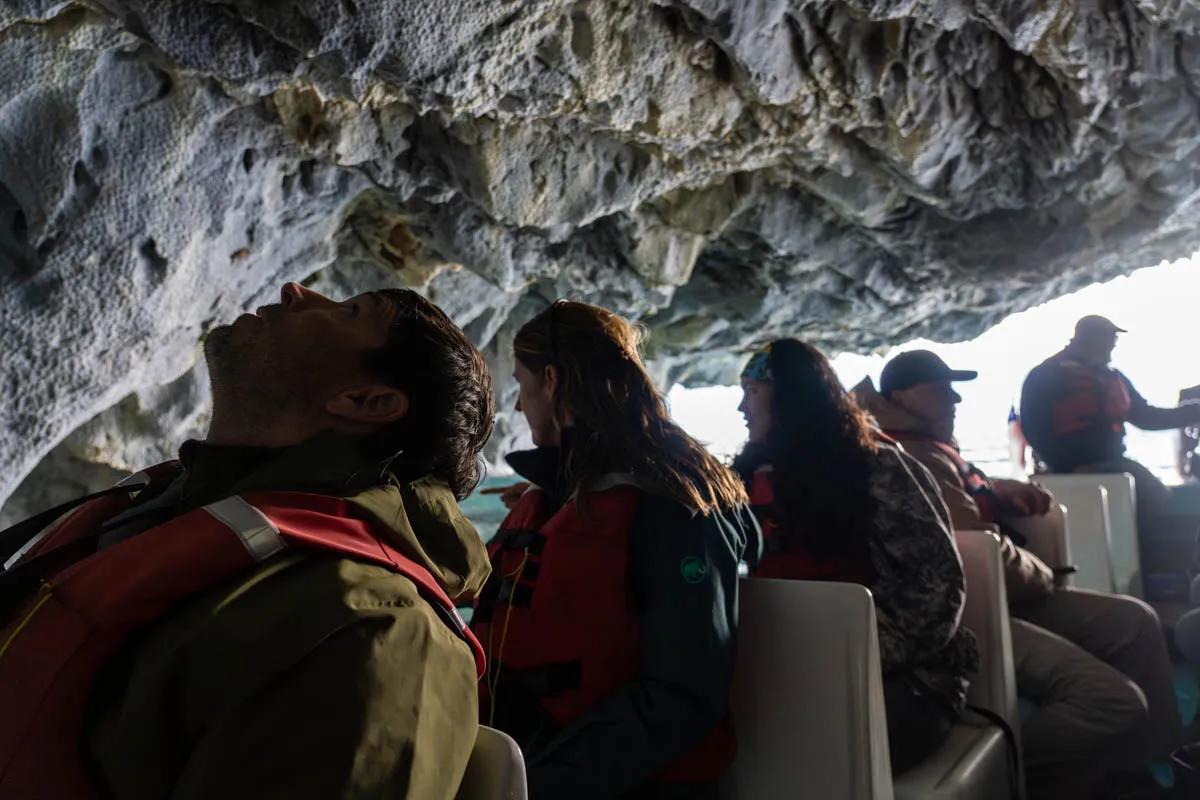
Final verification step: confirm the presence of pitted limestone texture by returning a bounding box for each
[2,1,1199,516]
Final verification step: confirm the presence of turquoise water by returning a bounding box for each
[460,476,517,543]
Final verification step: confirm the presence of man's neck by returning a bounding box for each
[205,405,317,448]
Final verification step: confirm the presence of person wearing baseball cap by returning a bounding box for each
[853,348,1184,799]
[880,350,978,394]
[1020,315,1200,532]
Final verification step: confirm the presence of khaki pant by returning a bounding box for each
[1011,588,1182,800]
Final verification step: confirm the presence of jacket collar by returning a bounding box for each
[505,432,574,508]
[176,430,390,507]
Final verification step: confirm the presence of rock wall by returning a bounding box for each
[2,0,1199,519]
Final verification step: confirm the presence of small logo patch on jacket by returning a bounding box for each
[680,556,708,584]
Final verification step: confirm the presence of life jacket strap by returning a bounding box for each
[499,529,547,554]
[497,577,535,607]
[0,485,143,571]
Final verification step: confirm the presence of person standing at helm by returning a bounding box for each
[1021,315,1200,532]
[472,300,759,800]
[0,283,495,799]
[856,350,1183,799]
[733,339,977,774]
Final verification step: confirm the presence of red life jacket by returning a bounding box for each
[1048,357,1132,437]
[889,431,999,523]
[0,464,485,799]
[746,467,874,584]
[471,478,736,784]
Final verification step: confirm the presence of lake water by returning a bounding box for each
[459,475,516,543]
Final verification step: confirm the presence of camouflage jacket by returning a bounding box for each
[866,443,979,714]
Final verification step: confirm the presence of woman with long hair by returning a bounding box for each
[733,338,978,773]
[471,301,759,799]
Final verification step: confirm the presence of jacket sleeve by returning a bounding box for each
[910,448,1054,603]
[868,451,969,675]
[175,616,478,800]
[524,497,753,799]
[1019,364,1055,455]
[1124,373,1200,430]
[88,559,480,800]
[907,443,993,532]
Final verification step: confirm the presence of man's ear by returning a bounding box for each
[324,384,410,426]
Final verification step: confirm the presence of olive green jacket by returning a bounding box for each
[84,439,491,800]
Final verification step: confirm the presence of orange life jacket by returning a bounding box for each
[471,478,735,784]
[0,464,484,799]
[1049,358,1132,437]
[890,431,999,523]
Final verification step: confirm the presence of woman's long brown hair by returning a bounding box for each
[732,339,879,559]
[513,301,746,514]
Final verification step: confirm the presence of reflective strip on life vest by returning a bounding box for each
[2,525,57,573]
[114,471,151,488]
[202,497,286,562]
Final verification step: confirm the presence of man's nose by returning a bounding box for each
[280,282,333,310]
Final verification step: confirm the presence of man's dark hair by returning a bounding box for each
[363,289,494,500]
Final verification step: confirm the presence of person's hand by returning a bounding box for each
[992,479,1053,517]
[481,482,531,510]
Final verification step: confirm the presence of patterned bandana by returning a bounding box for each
[741,346,773,382]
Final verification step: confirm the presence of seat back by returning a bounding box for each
[1082,473,1141,597]
[954,531,1019,730]
[455,726,528,800]
[722,579,894,800]
[1001,504,1072,587]
[1031,478,1116,593]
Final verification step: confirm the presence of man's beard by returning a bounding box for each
[203,323,313,436]
[204,324,275,426]
[202,323,235,369]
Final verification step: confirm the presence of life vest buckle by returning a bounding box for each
[498,577,534,607]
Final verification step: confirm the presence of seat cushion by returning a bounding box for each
[894,723,1013,800]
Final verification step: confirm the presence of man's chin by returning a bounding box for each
[202,323,235,359]
[202,322,256,374]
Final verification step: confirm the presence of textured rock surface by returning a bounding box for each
[2,0,1200,519]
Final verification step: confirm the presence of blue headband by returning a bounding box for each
[742,347,773,381]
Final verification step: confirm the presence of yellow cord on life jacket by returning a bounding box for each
[486,549,530,726]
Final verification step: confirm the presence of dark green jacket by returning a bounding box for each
[83,434,491,800]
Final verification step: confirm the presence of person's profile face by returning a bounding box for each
[894,380,960,431]
[1098,332,1118,363]
[205,283,397,415]
[513,357,561,447]
[738,379,774,443]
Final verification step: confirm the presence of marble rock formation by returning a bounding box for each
[2,0,1199,521]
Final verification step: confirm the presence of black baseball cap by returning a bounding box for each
[1074,315,1126,337]
[880,350,978,396]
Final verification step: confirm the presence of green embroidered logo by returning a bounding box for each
[680,556,707,584]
